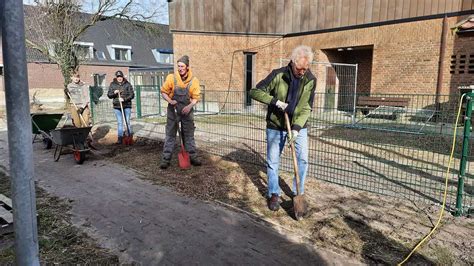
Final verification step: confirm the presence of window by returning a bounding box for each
[115,48,129,61]
[107,45,132,61]
[93,73,106,87]
[244,52,256,107]
[95,51,106,60]
[73,42,94,60]
[152,49,173,64]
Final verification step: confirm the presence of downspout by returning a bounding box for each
[435,15,448,116]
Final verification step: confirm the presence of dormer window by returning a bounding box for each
[73,42,94,60]
[107,45,132,61]
[95,51,106,60]
[152,49,173,64]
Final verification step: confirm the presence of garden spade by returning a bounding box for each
[66,91,97,148]
[175,108,191,169]
[284,112,306,221]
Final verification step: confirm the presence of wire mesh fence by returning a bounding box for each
[88,58,472,215]
[90,85,473,214]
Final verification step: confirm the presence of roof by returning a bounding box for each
[452,15,474,34]
[23,5,173,68]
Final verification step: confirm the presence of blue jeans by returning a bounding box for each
[114,108,132,137]
[266,128,308,197]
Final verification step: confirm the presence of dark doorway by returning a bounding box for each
[323,46,373,111]
[244,52,256,107]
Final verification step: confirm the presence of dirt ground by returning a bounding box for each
[94,127,473,265]
[0,171,118,264]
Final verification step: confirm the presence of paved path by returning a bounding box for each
[0,130,360,265]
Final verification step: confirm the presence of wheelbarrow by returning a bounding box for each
[31,113,63,149]
[50,126,92,164]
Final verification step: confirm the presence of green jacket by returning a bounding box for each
[250,63,316,132]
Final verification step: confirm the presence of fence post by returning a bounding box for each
[157,86,162,116]
[201,84,206,112]
[136,85,142,119]
[89,86,95,124]
[455,93,472,216]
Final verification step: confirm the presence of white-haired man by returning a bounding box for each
[250,45,316,211]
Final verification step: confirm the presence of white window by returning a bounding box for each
[152,49,173,64]
[95,51,106,60]
[107,44,132,61]
[73,41,94,60]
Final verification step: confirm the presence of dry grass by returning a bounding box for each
[0,171,118,264]
[99,136,473,265]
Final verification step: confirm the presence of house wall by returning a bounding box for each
[26,63,129,89]
[173,16,474,102]
[0,63,129,108]
[173,34,284,105]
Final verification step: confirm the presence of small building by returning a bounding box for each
[167,0,474,111]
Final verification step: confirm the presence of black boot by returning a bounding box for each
[159,158,171,169]
[190,157,202,166]
[116,136,123,145]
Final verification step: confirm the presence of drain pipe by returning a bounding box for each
[1,1,40,264]
[435,15,448,115]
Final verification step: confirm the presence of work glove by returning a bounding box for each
[78,107,84,114]
[119,97,124,102]
[275,100,288,111]
[287,130,298,146]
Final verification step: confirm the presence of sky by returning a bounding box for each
[23,0,170,25]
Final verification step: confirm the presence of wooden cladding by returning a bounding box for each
[169,0,474,34]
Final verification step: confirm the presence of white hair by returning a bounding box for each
[290,45,314,64]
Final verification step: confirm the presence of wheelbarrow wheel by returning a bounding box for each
[43,138,53,149]
[53,145,62,162]
[73,150,86,164]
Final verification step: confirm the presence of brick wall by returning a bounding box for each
[26,63,129,89]
[449,33,474,93]
[0,63,129,108]
[172,34,283,108]
[173,16,474,102]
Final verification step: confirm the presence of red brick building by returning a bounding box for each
[168,0,474,110]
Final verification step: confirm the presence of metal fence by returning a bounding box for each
[90,87,472,215]
[88,60,472,215]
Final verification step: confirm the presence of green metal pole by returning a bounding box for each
[157,79,162,115]
[202,84,206,112]
[89,86,95,124]
[455,93,473,216]
[136,85,142,119]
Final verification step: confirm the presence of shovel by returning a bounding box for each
[175,108,191,169]
[118,93,133,145]
[66,91,97,149]
[284,112,306,221]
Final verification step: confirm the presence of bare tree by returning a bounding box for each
[24,0,166,86]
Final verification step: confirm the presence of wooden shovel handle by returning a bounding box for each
[284,112,300,196]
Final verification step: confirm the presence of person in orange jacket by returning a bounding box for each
[159,55,201,169]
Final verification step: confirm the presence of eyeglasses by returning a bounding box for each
[293,63,309,74]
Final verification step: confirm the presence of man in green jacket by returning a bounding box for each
[250,45,316,211]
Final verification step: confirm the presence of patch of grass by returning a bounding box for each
[137,116,167,124]
[195,113,263,125]
[431,246,455,265]
[0,171,118,264]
